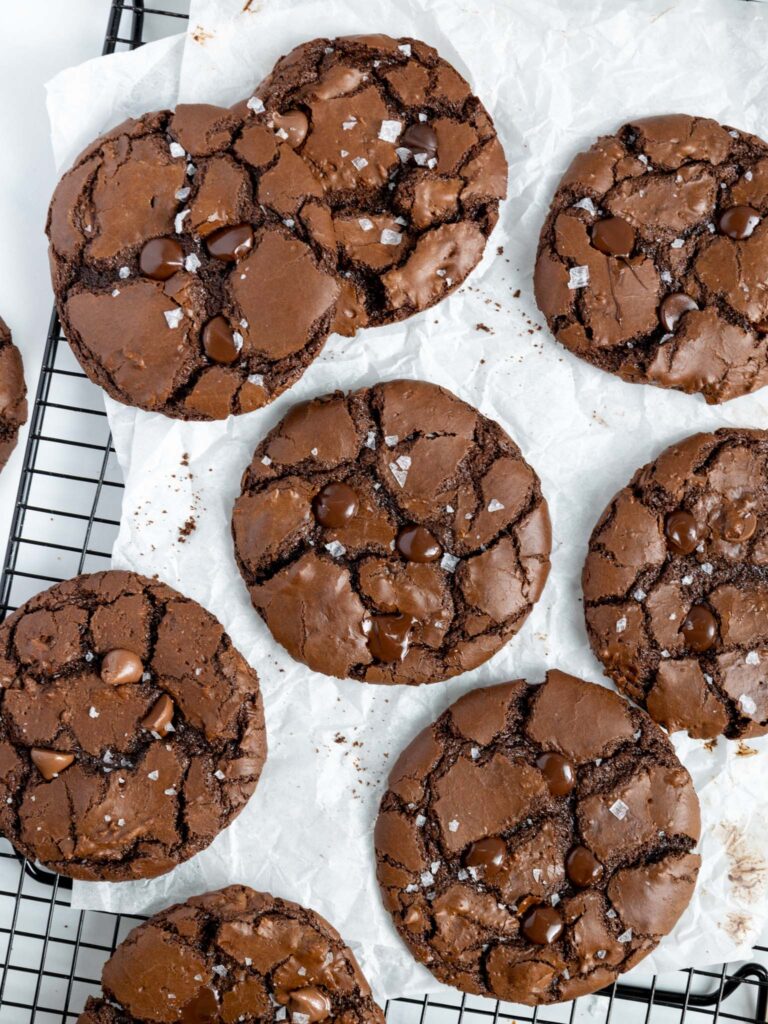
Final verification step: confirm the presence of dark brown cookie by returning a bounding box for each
[534,114,768,404]
[0,571,266,880]
[249,34,507,331]
[47,104,340,419]
[77,884,384,1024]
[0,316,27,471]
[375,671,701,1005]
[232,380,550,684]
[584,428,768,740]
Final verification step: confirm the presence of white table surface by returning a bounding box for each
[0,1,125,570]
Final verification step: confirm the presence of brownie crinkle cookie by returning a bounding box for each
[250,34,507,330]
[0,315,27,471]
[584,428,768,740]
[78,885,384,1024]
[375,671,701,1005]
[47,103,340,419]
[0,571,266,880]
[534,114,768,403]
[232,380,550,684]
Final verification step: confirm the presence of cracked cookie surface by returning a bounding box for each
[0,571,266,880]
[534,114,768,404]
[0,316,27,472]
[232,380,550,684]
[374,671,701,1005]
[249,34,507,330]
[77,884,384,1024]
[47,104,340,419]
[584,428,768,740]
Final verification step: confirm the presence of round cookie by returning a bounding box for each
[584,428,768,740]
[47,103,340,419]
[0,571,266,880]
[374,671,701,1005]
[534,114,768,404]
[0,316,27,472]
[77,884,384,1024]
[249,34,507,331]
[232,379,550,684]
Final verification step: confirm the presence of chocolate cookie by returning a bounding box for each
[232,380,550,684]
[47,104,340,419]
[0,316,27,472]
[0,571,266,880]
[584,428,768,740]
[78,884,384,1024]
[249,34,507,330]
[534,114,768,404]
[374,671,701,1005]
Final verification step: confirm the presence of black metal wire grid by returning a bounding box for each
[1,0,768,1021]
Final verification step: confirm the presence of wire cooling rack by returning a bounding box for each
[2,1,768,1021]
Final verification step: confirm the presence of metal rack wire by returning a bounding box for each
[1,1,768,1021]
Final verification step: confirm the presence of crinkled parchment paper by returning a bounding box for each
[43,0,768,1000]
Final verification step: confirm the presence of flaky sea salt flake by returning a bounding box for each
[148,770,159,781]
[118,266,130,279]
[89,706,99,719]
[389,454,412,487]
[352,156,369,171]
[358,217,375,232]
[164,308,184,329]
[615,617,627,633]
[487,499,505,512]
[618,929,633,943]
[379,120,402,143]
[609,799,629,820]
[573,197,597,215]
[746,651,760,666]
[398,43,412,56]
[633,588,646,601]
[448,819,459,832]
[184,253,201,273]
[420,871,434,887]
[169,141,185,158]
[441,553,459,573]
[381,229,402,246]
[247,96,265,113]
[671,237,685,249]
[568,265,589,289]
[739,694,758,715]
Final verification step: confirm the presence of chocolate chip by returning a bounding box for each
[718,205,761,240]
[535,751,575,796]
[202,316,240,364]
[680,605,718,653]
[591,216,635,257]
[396,525,442,562]
[206,223,254,261]
[179,987,219,1023]
[720,501,757,543]
[101,649,144,685]
[566,845,604,888]
[464,836,507,879]
[272,110,309,148]
[659,292,698,332]
[286,987,333,1022]
[30,748,75,781]
[367,613,414,662]
[521,905,564,945]
[664,509,699,555]
[139,237,185,280]
[313,482,359,528]
[401,122,438,159]
[141,694,175,736]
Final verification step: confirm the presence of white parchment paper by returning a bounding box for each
[43,0,768,1001]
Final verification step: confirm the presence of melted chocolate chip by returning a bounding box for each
[659,292,698,332]
[206,223,254,261]
[720,501,757,543]
[401,122,438,159]
[521,904,564,945]
[273,110,309,148]
[718,205,761,240]
[101,649,144,685]
[367,613,414,662]
[464,836,507,879]
[396,525,442,563]
[202,316,240,364]
[535,751,575,796]
[664,509,699,555]
[138,237,185,280]
[30,748,75,781]
[313,482,359,528]
[287,987,333,1022]
[566,845,604,888]
[680,604,718,653]
[591,216,635,257]
[141,694,175,736]
[179,987,219,1023]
